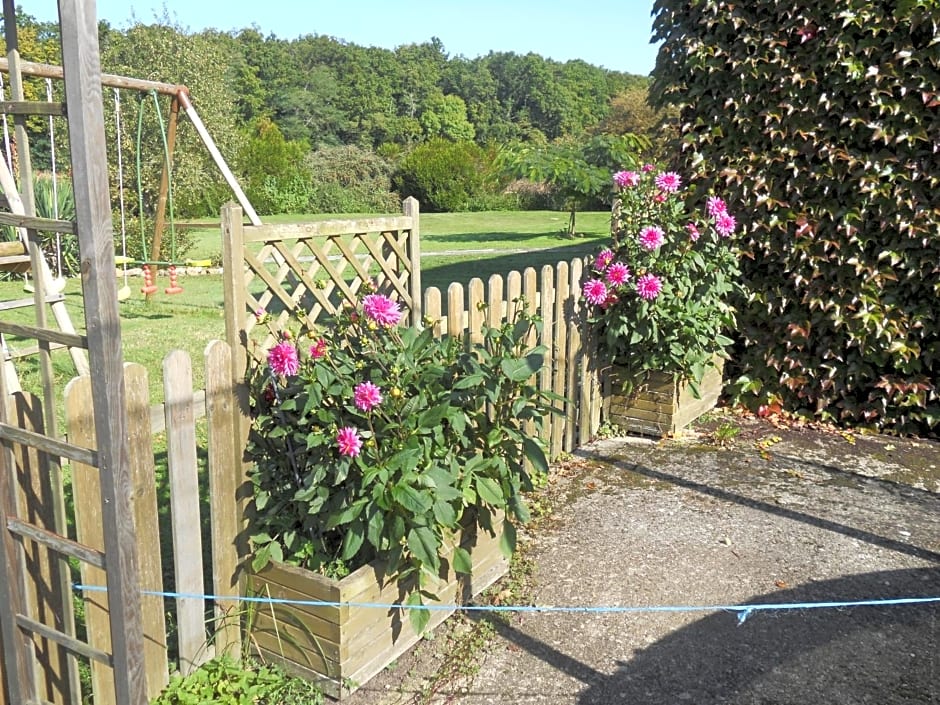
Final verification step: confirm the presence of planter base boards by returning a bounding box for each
[248,522,507,699]
[607,361,724,437]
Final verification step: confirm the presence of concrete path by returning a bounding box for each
[349,418,940,704]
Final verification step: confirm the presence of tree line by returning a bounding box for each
[2,12,667,222]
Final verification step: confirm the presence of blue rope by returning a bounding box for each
[72,584,940,626]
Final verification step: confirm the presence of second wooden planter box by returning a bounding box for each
[607,360,724,437]
[248,520,507,699]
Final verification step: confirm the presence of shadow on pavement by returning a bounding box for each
[578,567,940,704]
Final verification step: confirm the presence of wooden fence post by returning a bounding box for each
[163,351,206,675]
[123,364,168,698]
[205,340,242,658]
[403,197,422,325]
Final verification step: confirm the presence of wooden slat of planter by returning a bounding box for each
[249,518,506,699]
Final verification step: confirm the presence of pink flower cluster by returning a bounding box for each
[268,341,299,376]
[353,381,383,411]
[362,294,402,327]
[707,196,737,237]
[613,170,640,188]
[336,426,362,457]
[585,248,660,304]
[639,225,666,251]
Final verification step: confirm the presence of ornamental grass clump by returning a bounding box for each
[246,292,557,631]
[583,166,744,396]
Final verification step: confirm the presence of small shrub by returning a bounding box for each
[151,656,323,705]
[237,118,313,216]
[305,144,400,213]
[393,138,487,213]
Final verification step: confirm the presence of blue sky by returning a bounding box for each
[33,0,660,75]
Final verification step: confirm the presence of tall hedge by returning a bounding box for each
[651,1,940,434]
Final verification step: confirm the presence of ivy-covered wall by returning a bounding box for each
[651,0,940,434]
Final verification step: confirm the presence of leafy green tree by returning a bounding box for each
[237,117,312,214]
[419,91,475,141]
[498,133,648,234]
[101,19,244,220]
[651,0,940,432]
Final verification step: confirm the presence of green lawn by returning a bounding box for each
[2,209,610,403]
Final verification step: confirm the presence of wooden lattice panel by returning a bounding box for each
[231,204,421,365]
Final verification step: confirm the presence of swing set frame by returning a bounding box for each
[0,54,262,266]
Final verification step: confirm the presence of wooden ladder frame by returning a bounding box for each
[0,2,147,704]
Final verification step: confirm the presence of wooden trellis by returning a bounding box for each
[222,197,422,369]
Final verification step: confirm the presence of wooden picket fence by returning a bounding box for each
[0,342,245,705]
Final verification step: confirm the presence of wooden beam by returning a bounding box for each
[0,100,64,116]
[178,91,261,226]
[0,56,182,95]
[58,1,148,703]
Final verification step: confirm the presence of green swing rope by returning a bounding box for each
[135,90,178,264]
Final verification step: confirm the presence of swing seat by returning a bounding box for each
[0,241,30,273]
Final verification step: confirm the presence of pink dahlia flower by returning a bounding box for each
[613,170,640,188]
[642,163,656,173]
[654,171,682,193]
[714,212,737,237]
[336,426,363,457]
[353,381,383,411]
[605,262,631,287]
[310,338,327,359]
[594,248,615,271]
[639,225,666,251]
[582,279,609,306]
[362,294,402,327]
[706,196,728,218]
[686,222,701,242]
[268,341,299,376]
[636,274,663,300]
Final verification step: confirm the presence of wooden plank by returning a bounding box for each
[0,392,38,705]
[506,270,522,320]
[0,241,26,257]
[123,364,168,698]
[0,212,75,233]
[48,18,134,600]
[163,350,207,674]
[551,261,569,458]
[177,91,260,226]
[0,57,182,95]
[243,216,413,242]
[0,99,65,115]
[0,421,96,466]
[403,197,421,326]
[0,321,87,349]
[565,259,583,452]
[220,205,253,589]
[205,341,242,659]
[423,288,442,337]
[538,265,555,449]
[5,518,104,568]
[446,283,465,342]
[65,375,115,705]
[486,274,504,331]
[467,279,485,346]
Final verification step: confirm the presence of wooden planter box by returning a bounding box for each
[607,360,724,437]
[248,520,507,699]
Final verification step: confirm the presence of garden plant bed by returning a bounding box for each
[607,360,724,437]
[248,519,508,699]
